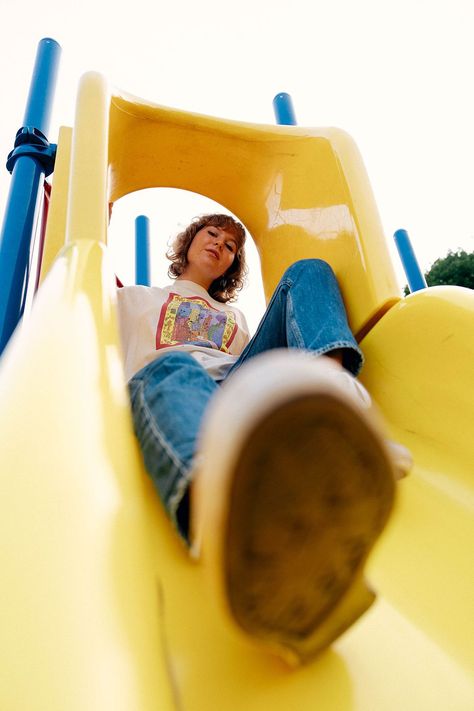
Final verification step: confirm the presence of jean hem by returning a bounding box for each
[131,379,194,543]
[308,341,364,376]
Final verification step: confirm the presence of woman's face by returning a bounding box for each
[183,225,238,288]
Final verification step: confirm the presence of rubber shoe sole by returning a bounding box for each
[223,391,395,664]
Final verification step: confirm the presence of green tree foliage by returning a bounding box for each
[404,249,474,295]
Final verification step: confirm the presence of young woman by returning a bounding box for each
[117,213,409,664]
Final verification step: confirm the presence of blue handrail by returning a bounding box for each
[393,229,428,293]
[135,215,151,286]
[0,38,61,356]
[273,92,297,126]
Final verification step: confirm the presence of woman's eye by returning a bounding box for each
[208,230,217,237]
[225,243,234,252]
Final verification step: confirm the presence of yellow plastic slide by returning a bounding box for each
[0,73,472,710]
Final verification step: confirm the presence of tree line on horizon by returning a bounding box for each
[403,248,474,295]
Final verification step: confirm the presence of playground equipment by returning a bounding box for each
[272,92,298,126]
[0,38,60,354]
[135,214,151,286]
[393,228,428,292]
[0,39,473,711]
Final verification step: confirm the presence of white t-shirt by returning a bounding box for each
[117,280,250,381]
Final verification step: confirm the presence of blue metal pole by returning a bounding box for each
[0,38,61,356]
[393,228,428,293]
[23,38,60,133]
[273,92,297,125]
[135,215,151,286]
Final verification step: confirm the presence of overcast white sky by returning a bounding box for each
[1,0,473,330]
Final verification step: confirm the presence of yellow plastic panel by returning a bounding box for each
[1,70,473,709]
[67,72,109,245]
[108,92,400,336]
[0,242,176,711]
[40,126,72,284]
[359,285,474,674]
[360,286,474,481]
[1,243,472,709]
[40,70,109,281]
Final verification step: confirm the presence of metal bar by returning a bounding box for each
[135,215,151,286]
[393,228,428,293]
[272,92,297,125]
[0,38,61,356]
[23,38,61,134]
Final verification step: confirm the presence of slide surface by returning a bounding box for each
[0,73,473,710]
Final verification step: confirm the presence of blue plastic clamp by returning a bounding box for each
[6,126,57,177]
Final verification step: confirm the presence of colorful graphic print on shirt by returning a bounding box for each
[156,293,238,352]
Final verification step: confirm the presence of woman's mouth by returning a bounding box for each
[206,248,219,259]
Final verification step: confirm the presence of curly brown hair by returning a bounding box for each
[167,214,247,303]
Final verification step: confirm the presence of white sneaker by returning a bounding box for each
[192,351,396,665]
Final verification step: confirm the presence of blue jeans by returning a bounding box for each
[128,259,363,542]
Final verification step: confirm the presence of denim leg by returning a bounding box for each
[128,351,218,542]
[227,259,363,378]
